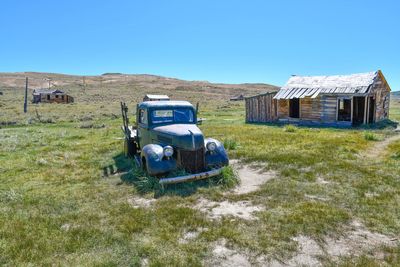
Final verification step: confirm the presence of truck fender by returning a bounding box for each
[204,138,229,167]
[141,144,177,176]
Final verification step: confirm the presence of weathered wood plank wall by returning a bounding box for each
[370,73,391,121]
[300,97,321,121]
[320,96,337,122]
[245,93,277,123]
[277,99,288,118]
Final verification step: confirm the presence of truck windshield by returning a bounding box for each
[151,108,194,124]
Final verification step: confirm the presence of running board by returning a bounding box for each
[159,168,223,185]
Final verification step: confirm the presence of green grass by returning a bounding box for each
[223,138,238,150]
[364,131,379,141]
[1,89,399,265]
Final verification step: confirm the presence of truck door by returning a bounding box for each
[138,108,150,148]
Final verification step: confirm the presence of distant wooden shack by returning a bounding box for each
[246,70,391,126]
[32,89,74,104]
[230,94,245,101]
[143,94,170,102]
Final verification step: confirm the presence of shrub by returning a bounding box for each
[223,138,238,150]
[392,152,400,160]
[364,131,379,141]
[132,167,162,194]
[216,166,239,189]
[284,124,297,133]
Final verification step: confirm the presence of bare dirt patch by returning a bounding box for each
[205,239,252,267]
[127,196,156,208]
[178,227,208,244]
[323,220,397,258]
[270,220,398,266]
[195,198,263,220]
[230,160,277,194]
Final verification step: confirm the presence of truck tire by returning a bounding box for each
[124,138,137,157]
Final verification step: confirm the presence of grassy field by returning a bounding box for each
[1,82,400,266]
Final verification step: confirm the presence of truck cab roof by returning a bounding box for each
[138,100,194,109]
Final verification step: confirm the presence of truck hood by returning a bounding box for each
[152,124,204,150]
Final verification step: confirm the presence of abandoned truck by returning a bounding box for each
[121,100,229,184]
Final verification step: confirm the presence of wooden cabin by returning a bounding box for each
[246,70,391,126]
[230,94,245,101]
[32,89,74,104]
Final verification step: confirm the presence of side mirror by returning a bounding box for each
[197,118,203,125]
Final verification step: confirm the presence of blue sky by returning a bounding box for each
[0,0,399,90]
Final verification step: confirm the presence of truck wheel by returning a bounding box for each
[124,139,137,157]
[141,157,147,172]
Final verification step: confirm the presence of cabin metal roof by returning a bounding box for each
[33,89,65,95]
[274,71,379,99]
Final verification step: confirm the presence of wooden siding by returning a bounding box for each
[300,97,321,121]
[245,93,277,122]
[277,99,288,119]
[320,96,338,122]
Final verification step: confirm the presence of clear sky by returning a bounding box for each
[0,0,399,90]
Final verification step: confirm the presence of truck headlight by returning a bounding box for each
[163,146,174,157]
[206,141,217,152]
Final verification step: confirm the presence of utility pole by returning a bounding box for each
[24,77,28,113]
[83,76,86,92]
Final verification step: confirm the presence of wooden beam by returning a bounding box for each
[336,98,339,121]
[363,96,368,124]
[24,77,28,113]
[350,97,353,125]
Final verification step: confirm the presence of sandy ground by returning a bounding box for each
[206,239,252,267]
[127,196,156,208]
[230,159,277,194]
[195,198,263,220]
[205,221,398,267]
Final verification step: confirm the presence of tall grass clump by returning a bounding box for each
[223,138,238,150]
[391,151,400,160]
[132,167,162,193]
[284,124,297,133]
[364,131,379,141]
[216,166,239,188]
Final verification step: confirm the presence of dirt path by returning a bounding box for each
[364,132,400,159]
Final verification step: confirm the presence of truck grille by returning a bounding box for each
[179,148,205,173]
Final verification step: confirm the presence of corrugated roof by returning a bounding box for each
[274,71,378,99]
[33,89,65,95]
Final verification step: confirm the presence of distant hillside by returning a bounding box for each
[0,72,279,100]
[391,91,400,99]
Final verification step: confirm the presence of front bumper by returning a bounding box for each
[159,168,223,185]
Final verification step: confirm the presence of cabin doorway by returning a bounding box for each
[352,96,365,125]
[289,98,300,118]
[368,97,375,123]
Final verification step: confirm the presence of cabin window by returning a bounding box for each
[61,95,64,100]
[47,95,50,100]
[337,98,351,121]
[55,95,59,99]
[139,109,148,124]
